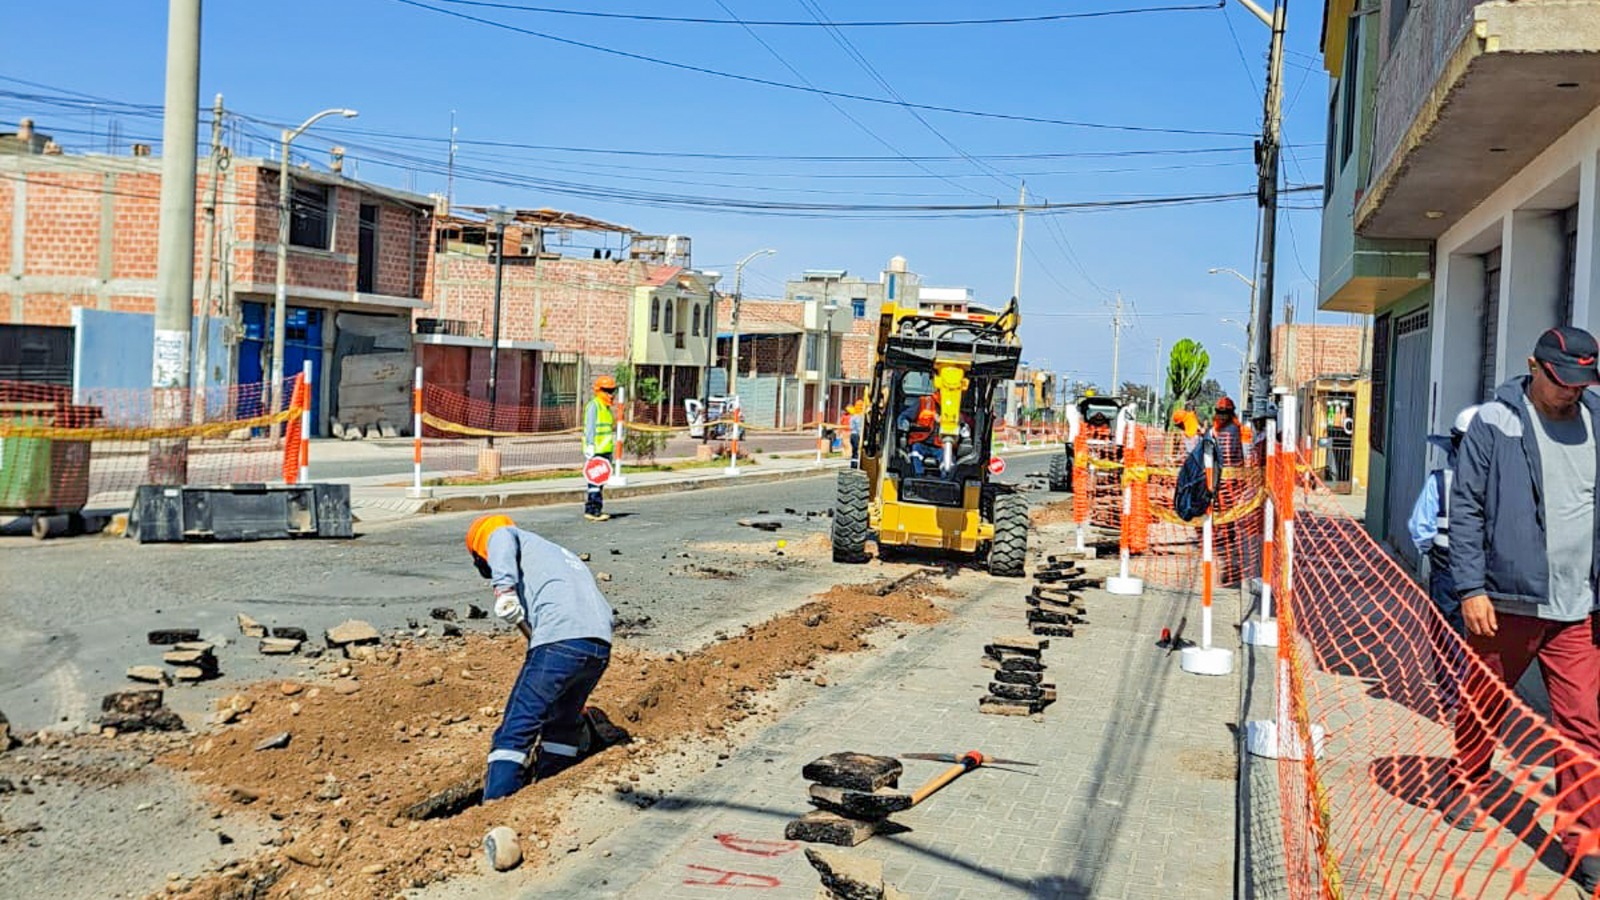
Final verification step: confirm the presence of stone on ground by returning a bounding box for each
[325,620,380,647]
[237,613,266,638]
[484,826,522,871]
[805,847,886,900]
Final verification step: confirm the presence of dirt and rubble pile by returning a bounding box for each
[161,577,949,899]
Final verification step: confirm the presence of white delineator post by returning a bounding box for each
[725,401,742,476]
[407,365,431,499]
[1106,416,1143,595]
[1247,393,1324,758]
[299,360,312,484]
[1182,437,1235,676]
[611,386,628,487]
[1243,419,1279,647]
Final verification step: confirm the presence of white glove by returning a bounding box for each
[583,446,594,458]
[493,590,525,626]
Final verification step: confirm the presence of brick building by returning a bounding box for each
[1270,323,1367,390]
[0,124,433,434]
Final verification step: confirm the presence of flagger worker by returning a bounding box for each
[466,514,614,801]
[583,375,618,522]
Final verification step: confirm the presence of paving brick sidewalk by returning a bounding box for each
[515,524,1242,900]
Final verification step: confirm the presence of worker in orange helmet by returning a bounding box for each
[583,375,619,521]
[844,398,866,468]
[898,392,942,476]
[466,514,613,802]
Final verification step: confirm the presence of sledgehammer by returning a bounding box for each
[808,750,1036,819]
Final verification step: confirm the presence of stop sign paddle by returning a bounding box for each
[584,456,613,486]
[988,456,1006,476]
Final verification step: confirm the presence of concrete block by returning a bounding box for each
[802,753,902,791]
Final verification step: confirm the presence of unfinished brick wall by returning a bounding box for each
[1,156,430,326]
[1272,324,1366,390]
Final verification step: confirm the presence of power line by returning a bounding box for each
[385,0,1256,137]
[430,0,1225,27]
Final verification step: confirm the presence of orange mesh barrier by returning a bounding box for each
[0,377,303,512]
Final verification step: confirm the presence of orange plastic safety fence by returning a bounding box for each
[0,377,301,512]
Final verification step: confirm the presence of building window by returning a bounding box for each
[651,297,661,332]
[289,182,331,249]
[1324,93,1338,207]
[851,298,866,318]
[691,304,701,337]
[663,298,675,335]
[805,335,819,372]
[1386,0,1408,54]
[1339,17,1360,168]
[1370,313,1391,453]
[1481,248,1502,400]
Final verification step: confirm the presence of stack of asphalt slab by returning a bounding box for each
[1027,555,1098,638]
[980,636,1057,716]
[786,752,911,847]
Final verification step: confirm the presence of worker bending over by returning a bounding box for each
[466,514,613,801]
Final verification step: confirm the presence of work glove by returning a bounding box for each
[493,589,525,627]
[583,446,595,458]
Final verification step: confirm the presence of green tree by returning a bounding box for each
[1165,339,1210,418]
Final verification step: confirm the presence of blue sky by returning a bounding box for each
[3,0,1338,393]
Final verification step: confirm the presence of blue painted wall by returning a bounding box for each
[71,308,230,424]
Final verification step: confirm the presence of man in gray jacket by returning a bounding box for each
[1450,326,1600,887]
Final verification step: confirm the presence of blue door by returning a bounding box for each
[238,302,323,429]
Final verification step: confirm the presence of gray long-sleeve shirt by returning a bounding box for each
[486,526,614,649]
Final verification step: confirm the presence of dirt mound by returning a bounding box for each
[162,575,950,899]
[1030,499,1077,528]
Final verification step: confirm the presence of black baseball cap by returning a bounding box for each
[1534,326,1600,387]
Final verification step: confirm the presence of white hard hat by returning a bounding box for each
[1452,404,1481,435]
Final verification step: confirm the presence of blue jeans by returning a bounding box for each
[484,637,610,800]
[1427,558,1467,715]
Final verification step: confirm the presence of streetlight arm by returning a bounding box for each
[285,108,359,144]
[1232,0,1273,28]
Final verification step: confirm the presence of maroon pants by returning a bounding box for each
[1457,612,1600,855]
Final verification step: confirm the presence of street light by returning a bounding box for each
[818,300,839,463]
[484,206,517,449]
[1210,268,1260,406]
[727,248,776,401]
[269,107,358,431]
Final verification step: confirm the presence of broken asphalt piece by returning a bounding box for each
[802,753,901,792]
[442,622,464,638]
[259,637,302,655]
[99,689,185,733]
[978,696,1047,717]
[805,847,903,900]
[786,810,896,847]
[236,614,265,639]
[989,682,1048,702]
[430,607,457,622]
[253,732,291,752]
[324,620,380,647]
[147,628,200,646]
[1027,608,1074,626]
[980,655,1044,673]
[808,784,914,820]
[578,553,591,562]
[736,519,783,532]
[126,665,170,686]
[1031,624,1076,638]
[270,627,308,642]
[989,635,1048,653]
[0,709,11,752]
[466,604,488,620]
[993,669,1045,686]
[609,548,621,555]
[485,825,522,871]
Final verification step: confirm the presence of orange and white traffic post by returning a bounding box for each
[407,365,432,498]
[1243,417,1279,647]
[1181,431,1235,676]
[1106,415,1143,596]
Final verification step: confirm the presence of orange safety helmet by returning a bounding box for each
[907,395,939,443]
[593,374,617,393]
[466,513,515,560]
[1215,396,1236,414]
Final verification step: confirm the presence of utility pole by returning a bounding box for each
[1110,291,1127,397]
[192,93,225,425]
[1154,336,1164,421]
[1237,0,1288,414]
[149,0,201,484]
[1012,182,1026,302]
[446,110,457,210]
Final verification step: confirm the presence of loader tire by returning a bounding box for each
[832,469,871,564]
[1048,453,1071,493]
[988,489,1029,578]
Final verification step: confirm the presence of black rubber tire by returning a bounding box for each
[988,490,1029,578]
[1048,453,1071,492]
[832,469,871,564]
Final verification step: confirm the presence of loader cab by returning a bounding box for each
[881,370,994,501]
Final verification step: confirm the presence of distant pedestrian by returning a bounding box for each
[1211,396,1247,586]
[583,375,618,522]
[1408,405,1481,634]
[1448,326,1600,889]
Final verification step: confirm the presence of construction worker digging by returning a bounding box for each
[584,375,618,522]
[466,514,614,802]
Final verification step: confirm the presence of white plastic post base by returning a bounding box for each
[405,486,434,499]
[1180,645,1235,676]
[723,465,741,476]
[1106,575,1144,596]
[1245,719,1326,760]
[1242,618,1279,647]
[610,475,629,487]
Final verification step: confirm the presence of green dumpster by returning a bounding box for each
[0,401,92,513]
